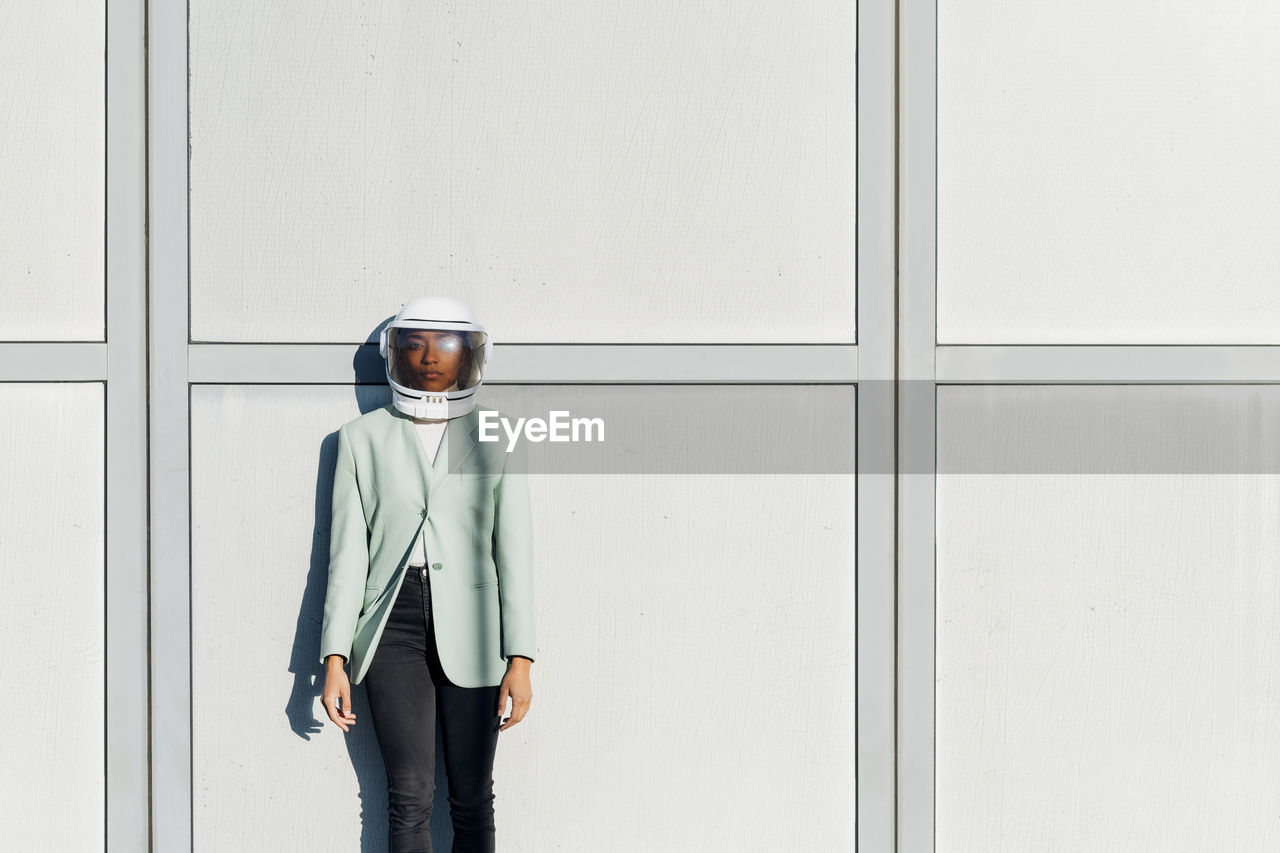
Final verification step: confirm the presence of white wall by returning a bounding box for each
[932,0,1280,838]
[0,3,104,340]
[0,384,105,849]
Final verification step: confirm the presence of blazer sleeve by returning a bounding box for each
[319,425,369,666]
[492,436,536,662]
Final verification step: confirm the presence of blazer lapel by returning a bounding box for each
[393,404,481,498]
[391,407,431,501]
[442,408,480,477]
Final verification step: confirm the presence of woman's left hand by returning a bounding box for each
[497,658,533,731]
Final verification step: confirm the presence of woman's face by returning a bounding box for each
[395,330,467,392]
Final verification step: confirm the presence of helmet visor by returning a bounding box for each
[386,326,488,393]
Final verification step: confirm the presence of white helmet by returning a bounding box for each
[379,296,493,419]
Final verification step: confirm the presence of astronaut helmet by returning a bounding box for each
[379,296,492,420]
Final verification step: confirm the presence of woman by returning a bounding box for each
[320,296,535,853]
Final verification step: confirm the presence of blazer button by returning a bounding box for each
[420,509,427,518]
[431,562,443,571]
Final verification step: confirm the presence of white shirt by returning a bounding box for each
[407,418,448,567]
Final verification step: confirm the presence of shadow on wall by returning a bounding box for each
[282,326,458,851]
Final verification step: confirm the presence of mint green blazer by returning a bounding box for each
[319,402,536,687]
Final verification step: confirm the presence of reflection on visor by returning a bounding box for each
[387,327,488,393]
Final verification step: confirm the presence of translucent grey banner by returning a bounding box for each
[375,382,1280,475]
[935,384,1280,475]
[461,384,859,475]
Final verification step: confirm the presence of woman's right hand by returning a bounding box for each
[322,656,357,732]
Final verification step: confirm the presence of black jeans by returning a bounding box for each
[362,565,502,853]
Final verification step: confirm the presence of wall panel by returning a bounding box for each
[936,385,1280,851]
[0,383,105,849]
[0,4,105,340]
[188,1,857,344]
[937,1,1280,344]
[190,383,856,850]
